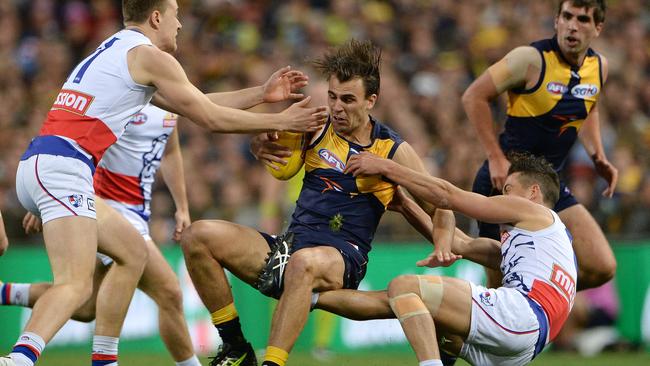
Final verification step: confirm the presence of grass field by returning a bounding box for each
[36,350,650,365]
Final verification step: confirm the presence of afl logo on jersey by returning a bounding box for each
[570,84,598,99]
[130,113,148,125]
[318,149,346,172]
[546,82,568,95]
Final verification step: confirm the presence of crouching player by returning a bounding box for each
[345,151,577,366]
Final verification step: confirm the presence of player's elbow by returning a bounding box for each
[461,86,478,109]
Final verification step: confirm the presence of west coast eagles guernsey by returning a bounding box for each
[500,209,577,342]
[289,116,403,262]
[501,36,603,171]
[94,104,177,221]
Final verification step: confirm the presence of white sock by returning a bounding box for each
[10,332,45,366]
[419,360,443,366]
[175,355,201,366]
[92,335,119,366]
[310,292,320,310]
[1,283,31,306]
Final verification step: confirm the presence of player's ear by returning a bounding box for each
[530,183,542,201]
[594,21,603,37]
[366,94,378,110]
[150,9,162,30]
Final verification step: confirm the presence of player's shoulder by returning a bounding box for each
[128,45,178,84]
[129,44,172,66]
[371,116,403,143]
[504,46,542,67]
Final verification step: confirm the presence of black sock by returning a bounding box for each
[261,362,280,366]
[215,317,246,346]
[441,350,458,366]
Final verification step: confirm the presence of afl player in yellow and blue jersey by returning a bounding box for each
[463,0,617,290]
[181,40,454,366]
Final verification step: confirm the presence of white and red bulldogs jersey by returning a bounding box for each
[94,104,177,220]
[499,209,577,342]
[39,29,156,165]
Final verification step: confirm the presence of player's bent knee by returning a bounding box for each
[387,275,419,298]
[152,280,184,311]
[181,220,229,255]
[284,251,315,283]
[180,222,207,255]
[389,292,429,323]
[418,275,444,316]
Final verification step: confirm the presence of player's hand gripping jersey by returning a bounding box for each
[288,117,403,271]
[501,36,602,171]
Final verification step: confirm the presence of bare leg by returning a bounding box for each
[387,275,472,361]
[181,220,269,312]
[26,261,108,322]
[267,246,345,353]
[315,290,392,320]
[138,239,194,362]
[94,198,148,337]
[315,228,500,321]
[23,216,96,342]
[559,204,616,290]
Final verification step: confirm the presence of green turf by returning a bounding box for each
[35,350,650,365]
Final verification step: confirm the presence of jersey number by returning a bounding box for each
[72,37,120,84]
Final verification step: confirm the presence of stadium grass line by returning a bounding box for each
[34,350,650,365]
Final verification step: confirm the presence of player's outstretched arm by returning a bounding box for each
[345,152,538,226]
[131,46,327,133]
[389,188,500,269]
[0,209,8,256]
[161,127,190,242]
[205,66,308,110]
[390,142,458,264]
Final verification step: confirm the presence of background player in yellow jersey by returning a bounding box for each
[181,39,455,366]
[463,0,617,290]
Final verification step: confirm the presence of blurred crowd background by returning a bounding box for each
[0,0,649,245]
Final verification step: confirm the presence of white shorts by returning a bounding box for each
[16,154,96,224]
[95,199,152,266]
[460,284,541,366]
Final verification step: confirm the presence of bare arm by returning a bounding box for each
[160,127,190,242]
[389,192,501,269]
[462,46,541,190]
[391,143,459,264]
[0,210,8,256]
[448,229,502,270]
[206,66,308,109]
[578,57,617,197]
[131,46,327,133]
[345,152,543,226]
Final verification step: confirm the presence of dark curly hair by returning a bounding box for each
[507,152,561,207]
[313,39,381,98]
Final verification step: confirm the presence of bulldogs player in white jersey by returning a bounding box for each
[344,152,576,366]
[13,104,198,365]
[4,0,327,364]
